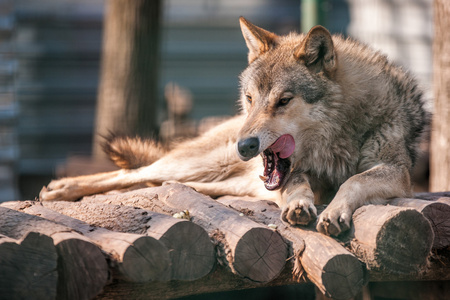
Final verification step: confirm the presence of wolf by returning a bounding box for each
[39,17,430,236]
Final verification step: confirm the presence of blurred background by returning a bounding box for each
[0,0,433,201]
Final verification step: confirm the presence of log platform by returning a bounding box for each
[1,183,449,300]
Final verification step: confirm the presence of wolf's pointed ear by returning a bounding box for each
[239,17,278,64]
[294,26,336,75]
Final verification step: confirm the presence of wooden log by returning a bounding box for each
[40,201,216,281]
[96,264,305,299]
[96,260,450,300]
[81,183,288,283]
[0,206,108,300]
[2,201,170,283]
[389,198,450,249]
[414,192,450,207]
[217,196,366,300]
[367,281,450,300]
[350,205,434,274]
[0,232,58,300]
[53,234,109,300]
[369,247,450,282]
[414,191,450,200]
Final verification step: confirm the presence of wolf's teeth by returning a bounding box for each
[273,173,280,183]
[259,175,268,181]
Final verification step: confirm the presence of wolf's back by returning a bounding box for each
[102,135,167,169]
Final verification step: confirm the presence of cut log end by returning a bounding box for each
[233,227,287,283]
[321,254,366,300]
[420,202,450,249]
[40,199,215,282]
[376,209,434,274]
[389,198,450,249]
[120,236,170,282]
[0,232,58,300]
[56,238,109,300]
[158,221,215,281]
[352,205,434,274]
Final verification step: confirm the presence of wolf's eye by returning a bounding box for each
[278,97,292,107]
[246,95,252,104]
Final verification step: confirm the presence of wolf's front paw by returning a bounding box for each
[281,199,317,226]
[39,179,81,202]
[316,205,352,236]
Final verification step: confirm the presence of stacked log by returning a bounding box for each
[217,196,366,300]
[0,232,58,300]
[350,205,434,274]
[81,183,288,283]
[2,201,171,283]
[0,184,449,299]
[389,198,450,249]
[0,206,108,300]
[38,201,216,281]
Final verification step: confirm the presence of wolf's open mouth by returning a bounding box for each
[260,134,295,190]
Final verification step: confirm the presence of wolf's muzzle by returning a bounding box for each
[237,137,259,160]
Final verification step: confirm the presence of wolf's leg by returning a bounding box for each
[40,168,141,201]
[40,147,244,202]
[280,173,317,225]
[183,173,280,202]
[39,164,182,201]
[316,163,412,236]
[41,151,260,202]
[157,153,274,200]
[40,115,257,201]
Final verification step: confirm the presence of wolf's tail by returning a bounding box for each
[102,134,168,169]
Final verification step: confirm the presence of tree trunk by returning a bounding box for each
[430,0,450,191]
[93,0,161,160]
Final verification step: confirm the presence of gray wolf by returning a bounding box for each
[40,17,430,236]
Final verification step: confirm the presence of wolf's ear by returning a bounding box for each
[294,26,336,75]
[239,17,278,64]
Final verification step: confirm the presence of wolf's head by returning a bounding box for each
[236,17,342,191]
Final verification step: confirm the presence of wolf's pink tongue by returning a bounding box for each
[270,134,295,159]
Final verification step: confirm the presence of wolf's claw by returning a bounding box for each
[281,199,317,226]
[39,178,84,202]
[316,205,351,236]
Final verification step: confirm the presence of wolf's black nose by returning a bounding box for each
[237,137,260,160]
